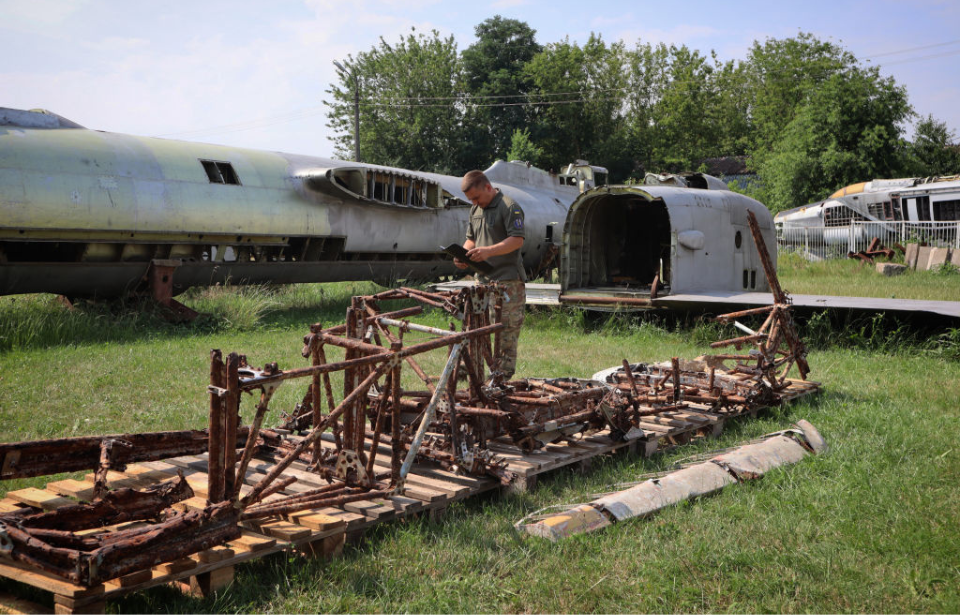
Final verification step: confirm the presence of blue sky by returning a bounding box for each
[2,0,958,159]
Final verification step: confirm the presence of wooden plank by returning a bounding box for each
[636,422,674,435]
[45,480,95,502]
[641,415,694,428]
[343,499,395,521]
[122,465,178,482]
[153,558,196,575]
[299,531,345,560]
[194,546,236,564]
[5,488,74,511]
[383,495,423,514]
[396,483,449,504]
[229,531,276,553]
[53,594,106,614]
[288,512,345,532]
[135,460,200,477]
[410,467,498,496]
[253,520,312,542]
[400,473,471,499]
[307,507,366,530]
[410,464,494,489]
[103,569,153,589]
[0,500,26,513]
[170,496,208,512]
[0,560,104,598]
[182,566,234,598]
[80,471,144,490]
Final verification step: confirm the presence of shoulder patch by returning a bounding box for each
[514,217,523,229]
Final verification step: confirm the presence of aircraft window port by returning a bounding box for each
[743,269,749,289]
[200,160,241,185]
[933,199,960,221]
[751,270,757,289]
[735,230,742,249]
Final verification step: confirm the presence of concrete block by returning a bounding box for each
[904,243,919,269]
[876,263,907,276]
[928,247,951,269]
[916,246,934,270]
[950,250,960,267]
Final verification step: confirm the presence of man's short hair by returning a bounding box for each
[461,170,491,193]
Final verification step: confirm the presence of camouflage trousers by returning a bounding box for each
[494,279,526,379]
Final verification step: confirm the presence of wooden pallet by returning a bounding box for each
[0,378,819,613]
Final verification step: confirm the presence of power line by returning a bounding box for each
[863,38,960,59]
[157,37,960,139]
[876,47,960,67]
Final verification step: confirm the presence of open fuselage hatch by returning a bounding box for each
[560,183,776,309]
[562,189,672,299]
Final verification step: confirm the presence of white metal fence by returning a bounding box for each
[776,221,960,260]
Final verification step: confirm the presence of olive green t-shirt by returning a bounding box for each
[465,190,526,282]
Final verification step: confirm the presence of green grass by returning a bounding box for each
[777,251,960,301]
[0,271,958,613]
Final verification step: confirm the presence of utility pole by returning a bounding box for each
[332,60,361,162]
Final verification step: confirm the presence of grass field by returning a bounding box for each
[778,251,960,301]
[0,261,958,613]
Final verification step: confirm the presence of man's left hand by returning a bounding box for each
[465,246,490,262]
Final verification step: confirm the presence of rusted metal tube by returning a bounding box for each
[235,387,275,495]
[223,353,240,500]
[320,306,423,335]
[208,350,225,503]
[241,489,392,520]
[400,343,463,480]
[320,332,390,356]
[255,475,298,503]
[240,359,393,508]
[376,317,459,337]
[238,322,502,392]
[559,295,654,307]
[710,333,768,349]
[714,305,777,321]
[454,406,511,418]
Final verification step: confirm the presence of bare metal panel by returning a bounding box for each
[594,462,736,522]
[711,435,808,480]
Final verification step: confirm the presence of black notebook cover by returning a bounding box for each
[441,243,494,275]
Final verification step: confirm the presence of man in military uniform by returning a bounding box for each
[454,170,526,380]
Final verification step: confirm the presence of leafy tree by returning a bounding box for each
[504,128,543,165]
[647,45,722,172]
[620,41,669,177]
[907,115,960,176]
[524,35,629,177]
[742,32,858,155]
[756,67,913,212]
[710,55,752,157]
[460,16,541,169]
[325,29,464,173]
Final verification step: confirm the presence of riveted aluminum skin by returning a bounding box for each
[523,505,612,541]
[711,435,808,480]
[594,462,736,522]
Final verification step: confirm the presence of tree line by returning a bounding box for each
[325,17,960,212]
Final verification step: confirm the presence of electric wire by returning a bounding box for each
[157,36,960,139]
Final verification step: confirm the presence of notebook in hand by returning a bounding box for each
[441,243,494,275]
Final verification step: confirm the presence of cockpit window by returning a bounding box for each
[200,160,241,185]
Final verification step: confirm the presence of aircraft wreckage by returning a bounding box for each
[517,419,827,541]
[0,212,816,588]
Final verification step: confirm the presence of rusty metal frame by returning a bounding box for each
[0,238,815,586]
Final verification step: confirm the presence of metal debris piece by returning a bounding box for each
[0,273,818,585]
[517,420,826,540]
